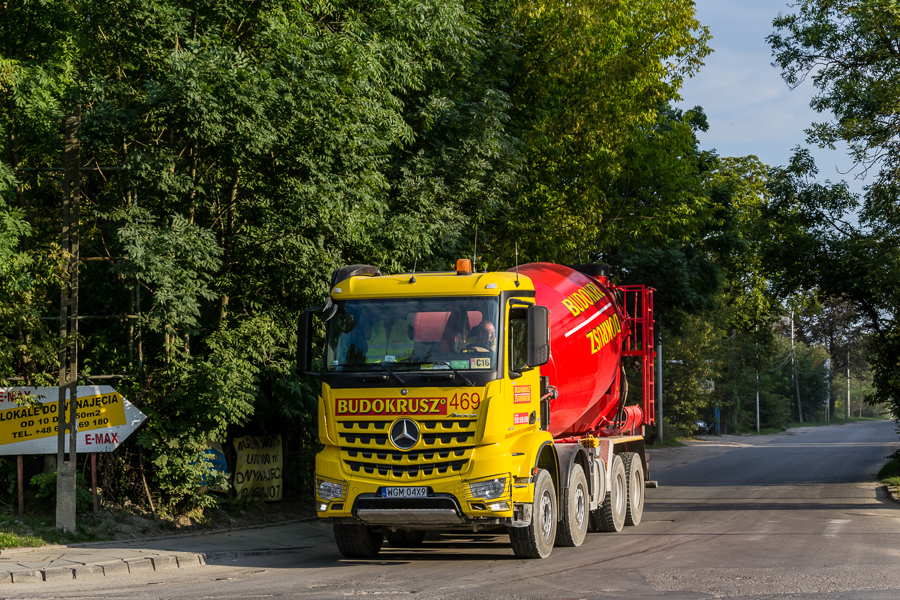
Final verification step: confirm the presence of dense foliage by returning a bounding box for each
[769,0,900,424]
[0,0,891,513]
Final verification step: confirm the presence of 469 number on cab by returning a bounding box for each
[448,392,481,411]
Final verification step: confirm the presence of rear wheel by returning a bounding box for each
[624,452,645,526]
[509,469,557,558]
[594,454,626,532]
[556,463,588,547]
[385,529,426,548]
[333,523,384,558]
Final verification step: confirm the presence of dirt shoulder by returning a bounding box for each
[59,495,318,544]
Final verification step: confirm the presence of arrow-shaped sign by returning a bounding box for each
[0,386,147,455]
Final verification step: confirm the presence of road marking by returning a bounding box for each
[825,519,850,537]
[748,520,780,541]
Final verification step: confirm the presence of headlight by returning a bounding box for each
[467,477,507,500]
[317,478,346,501]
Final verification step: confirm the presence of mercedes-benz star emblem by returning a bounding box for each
[389,419,420,450]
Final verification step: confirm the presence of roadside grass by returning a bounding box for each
[0,506,115,549]
[0,494,315,550]
[0,512,52,550]
[649,437,686,449]
[878,455,900,488]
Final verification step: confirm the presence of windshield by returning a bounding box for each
[325,297,499,373]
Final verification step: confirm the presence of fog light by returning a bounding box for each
[317,503,328,511]
[488,502,510,512]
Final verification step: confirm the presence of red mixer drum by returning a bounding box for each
[515,263,627,437]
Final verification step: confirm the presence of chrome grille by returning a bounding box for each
[338,418,477,481]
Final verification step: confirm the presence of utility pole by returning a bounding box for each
[825,358,831,423]
[755,369,760,433]
[791,310,803,423]
[755,325,760,433]
[846,348,851,420]
[56,109,80,532]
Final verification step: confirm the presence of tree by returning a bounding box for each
[769,1,900,193]
[2,0,528,510]
[0,1,76,385]
[770,0,900,424]
[484,0,711,264]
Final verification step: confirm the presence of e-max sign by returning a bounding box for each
[0,386,147,455]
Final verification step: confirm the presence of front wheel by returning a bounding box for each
[333,523,384,558]
[509,469,557,558]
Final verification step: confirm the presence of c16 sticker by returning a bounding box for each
[470,358,491,369]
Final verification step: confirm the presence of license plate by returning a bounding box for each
[381,487,428,498]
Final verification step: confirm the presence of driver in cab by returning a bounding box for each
[465,320,496,353]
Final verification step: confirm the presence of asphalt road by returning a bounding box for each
[11,420,900,600]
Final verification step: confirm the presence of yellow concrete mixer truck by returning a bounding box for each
[297,260,656,558]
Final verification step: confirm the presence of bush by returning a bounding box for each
[30,472,95,513]
[878,450,900,484]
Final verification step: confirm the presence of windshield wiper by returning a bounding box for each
[329,362,407,386]
[371,362,407,386]
[431,361,475,386]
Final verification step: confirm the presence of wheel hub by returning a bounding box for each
[540,490,553,540]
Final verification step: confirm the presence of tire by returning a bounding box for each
[555,463,588,547]
[509,469,557,558]
[624,452,645,527]
[385,529,426,548]
[594,454,626,532]
[333,523,384,558]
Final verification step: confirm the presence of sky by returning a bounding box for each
[678,0,866,195]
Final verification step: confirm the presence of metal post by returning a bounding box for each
[755,370,760,433]
[846,349,851,420]
[17,455,24,517]
[791,310,803,423]
[656,331,663,442]
[91,453,99,514]
[56,109,80,532]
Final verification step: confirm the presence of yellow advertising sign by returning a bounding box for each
[0,392,126,446]
[0,386,146,456]
[233,436,282,501]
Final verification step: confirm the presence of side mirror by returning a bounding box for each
[297,308,321,376]
[527,305,550,367]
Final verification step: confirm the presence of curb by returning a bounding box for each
[0,516,315,556]
[0,552,206,584]
[0,518,324,584]
[886,483,900,504]
[0,546,321,584]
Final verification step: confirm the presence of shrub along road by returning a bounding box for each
[5,420,899,599]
